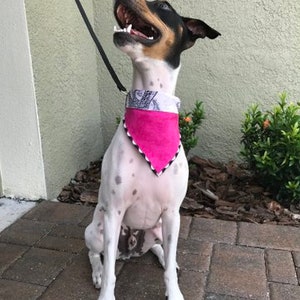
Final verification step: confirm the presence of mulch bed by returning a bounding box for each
[58,156,300,227]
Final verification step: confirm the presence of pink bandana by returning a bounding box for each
[124,90,181,176]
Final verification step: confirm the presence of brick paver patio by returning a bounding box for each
[0,201,300,299]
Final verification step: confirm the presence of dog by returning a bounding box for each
[85,1,220,299]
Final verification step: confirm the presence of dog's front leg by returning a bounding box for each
[98,210,122,300]
[162,210,184,300]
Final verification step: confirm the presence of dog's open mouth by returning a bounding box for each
[114,4,160,43]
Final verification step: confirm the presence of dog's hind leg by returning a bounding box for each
[88,250,103,289]
[151,244,165,268]
[85,209,105,289]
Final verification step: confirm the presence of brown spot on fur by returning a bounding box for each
[99,206,106,212]
[115,176,122,185]
[132,189,137,196]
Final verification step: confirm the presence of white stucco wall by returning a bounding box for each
[95,0,300,162]
[0,0,47,199]
[178,0,300,161]
[24,0,103,199]
[94,0,129,145]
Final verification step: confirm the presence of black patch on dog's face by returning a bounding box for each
[114,0,221,69]
[146,1,188,68]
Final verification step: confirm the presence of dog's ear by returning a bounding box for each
[182,17,221,49]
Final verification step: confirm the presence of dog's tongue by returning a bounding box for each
[130,28,149,39]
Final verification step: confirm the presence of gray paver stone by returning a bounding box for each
[0,279,46,300]
[179,270,206,300]
[190,218,237,244]
[292,251,300,267]
[39,249,99,300]
[36,235,85,253]
[50,223,85,239]
[0,219,54,246]
[177,240,212,272]
[115,262,165,299]
[269,283,300,300]
[206,244,268,299]
[23,201,92,224]
[180,215,192,239]
[266,249,298,284]
[0,243,28,274]
[3,247,72,286]
[79,210,94,227]
[238,222,300,250]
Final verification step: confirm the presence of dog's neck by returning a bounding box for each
[130,57,180,96]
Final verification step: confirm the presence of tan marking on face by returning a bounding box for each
[143,11,176,60]
[132,0,178,60]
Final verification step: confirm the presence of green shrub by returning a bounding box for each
[179,101,205,155]
[241,92,300,205]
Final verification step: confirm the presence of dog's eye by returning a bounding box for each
[158,2,171,11]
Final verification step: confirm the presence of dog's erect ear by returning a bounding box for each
[182,17,221,49]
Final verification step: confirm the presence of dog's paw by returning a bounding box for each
[166,293,184,300]
[92,272,102,289]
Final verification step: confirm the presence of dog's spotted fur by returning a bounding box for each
[85,1,220,299]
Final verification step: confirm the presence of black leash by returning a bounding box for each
[75,0,127,93]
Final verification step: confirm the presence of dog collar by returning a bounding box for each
[126,90,181,112]
[124,90,181,176]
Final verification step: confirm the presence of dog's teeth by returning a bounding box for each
[148,36,154,40]
[114,25,127,33]
[126,24,132,33]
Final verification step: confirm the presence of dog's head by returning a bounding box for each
[113,0,221,68]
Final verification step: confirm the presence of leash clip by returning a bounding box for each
[120,90,128,96]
